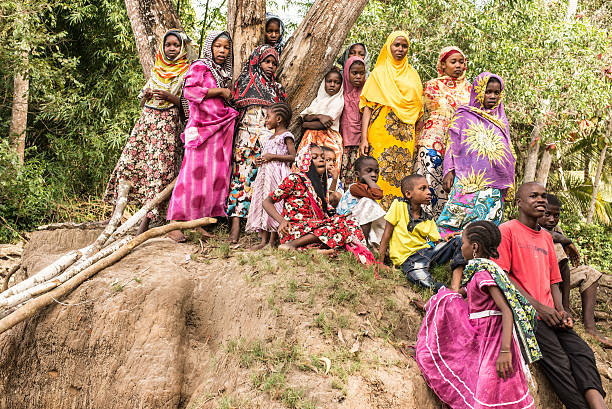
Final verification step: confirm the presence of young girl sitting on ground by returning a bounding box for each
[246,103,296,250]
[416,221,538,409]
[262,144,366,252]
[339,56,367,187]
[227,45,286,244]
[297,69,345,175]
[336,156,386,247]
[321,146,344,207]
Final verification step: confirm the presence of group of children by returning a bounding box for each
[102,21,609,409]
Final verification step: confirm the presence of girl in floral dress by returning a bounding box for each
[227,45,286,244]
[262,144,366,251]
[104,30,195,234]
[416,221,539,409]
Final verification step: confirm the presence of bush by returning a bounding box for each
[560,214,612,274]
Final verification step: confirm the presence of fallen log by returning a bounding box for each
[0,217,216,335]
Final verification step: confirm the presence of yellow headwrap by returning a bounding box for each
[359,31,423,124]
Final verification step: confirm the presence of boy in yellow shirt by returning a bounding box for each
[378,175,465,289]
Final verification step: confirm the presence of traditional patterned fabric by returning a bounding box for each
[142,30,194,110]
[167,58,239,220]
[340,145,360,187]
[269,173,365,248]
[245,131,294,232]
[296,129,343,175]
[300,78,344,132]
[416,278,535,409]
[436,178,504,239]
[443,72,515,193]
[104,107,181,220]
[233,45,286,109]
[337,42,370,73]
[337,184,386,245]
[359,31,423,126]
[340,56,365,147]
[415,46,471,217]
[199,31,233,89]
[226,106,274,218]
[266,13,286,55]
[463,258,542,364]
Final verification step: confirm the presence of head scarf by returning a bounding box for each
[340,56,366,145]
[443,72,515,192]
[435,46,468,80]
[233,45,287,109]
[143,30,194,110]
[462,258,542,364]
[265,13,286,55]
[359,31,423,125]
[199,31,233,89]
[295,144,329,216]
[337,42,370,75]
[300,71,345,132]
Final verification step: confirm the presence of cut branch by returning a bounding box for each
[0,217,217,335]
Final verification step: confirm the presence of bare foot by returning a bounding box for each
[411,298,426,311]
[316,248,335,256]
[585,328,612,348]
[278,244,295,251]
[194,226,214,238]
[167,230,187,243]
[249,242,268,251]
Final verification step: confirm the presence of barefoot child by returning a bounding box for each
[227,45,286,243]
[538,193,611,347]
[336,156,386,247]
[263,144,366,252]
[297,69,344,175]
[416,221,538,409]
[321,146,344,207]
[496,182,606,409]
[378,174,465,289]
[246,103,296,249]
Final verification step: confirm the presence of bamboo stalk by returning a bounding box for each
[0,217,216,335]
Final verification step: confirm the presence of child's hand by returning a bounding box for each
[319,115,334,128]
[566,244,580,267]
[278,220,290,237]
[536,303,564,327]
[152,89,172,101]
[495,350,513,379]
[443,231,460,242]
[220,88,232,101]
[255,153,274,166]
[560,310,574,329]
[142,88,153,101]
[328,165,338,180]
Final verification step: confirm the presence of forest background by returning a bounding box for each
[1,0,611,271]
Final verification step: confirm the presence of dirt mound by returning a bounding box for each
[0,229,610,408]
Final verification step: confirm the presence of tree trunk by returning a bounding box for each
[226,0,266,80]
[523,100,550,183]
[9,52,29,165]
[535,144,554,187]
[125,0,183,78]
[278,0,369,121]
[586,120,611,223]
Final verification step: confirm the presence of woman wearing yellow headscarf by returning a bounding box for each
[359,31,423,209]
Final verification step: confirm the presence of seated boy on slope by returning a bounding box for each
[495,182,606,409]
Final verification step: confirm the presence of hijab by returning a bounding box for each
[359,31,423,125]
[233,45,287,109]
[295,144,329,216]
[199,31,234,88]
[337,42,370,75]
[300,72,345,132]
[143,30,194,110]
[265,13,286,55]
[340,56,366,146]
[443,72,515,192]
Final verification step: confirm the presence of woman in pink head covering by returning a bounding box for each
[414,47,471,218]
[339,55,367,186]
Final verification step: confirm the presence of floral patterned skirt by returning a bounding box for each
[104,107,180,220]
[281,214,365,249]
[414,145,447,218]
[366,104,415,210]
[436,178,504,239]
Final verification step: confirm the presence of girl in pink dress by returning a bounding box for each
[246,103,296,249]
[166,31,239,241]
[416,221,540,409]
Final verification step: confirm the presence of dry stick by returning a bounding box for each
[103,178,176,247]
[0,236,133,310]
[0,217,216,335]
[2,264,20,292]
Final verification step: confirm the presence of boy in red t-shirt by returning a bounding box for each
[495,182,606,409]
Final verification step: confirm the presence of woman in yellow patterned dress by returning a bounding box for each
[359,31,423,209]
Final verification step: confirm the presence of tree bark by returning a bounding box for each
[586,120,611,223]
[125,0,183,78]
[278,0,369,121]
[535,144,554,187]
[9,52,29,165]
[523,100,550,183]
[226,0,266,79]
